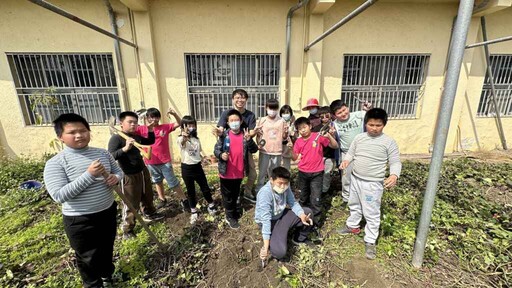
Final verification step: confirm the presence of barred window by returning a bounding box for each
[185,54,280,122]
[341,54,429,119]
[7,53,121,125]
[477,55,512,117]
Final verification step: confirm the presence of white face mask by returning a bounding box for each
[273,185,288,194]
[188,127,196,133]
[229,121,241,131]
[282,114,291,121]
[309,108,318,115]
[267,109,277,117]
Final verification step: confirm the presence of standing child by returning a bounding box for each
[254,99,288,193]
[279,105,296,171]
[337,108,401,260]
[214,109,258,229]
[177,115,217,225]
[136,108,186,209]
[44,113,123,287]
[108,111,163,239]
[302,98,321,128]
[330,100,371,203]
[312,106,339,194]
[292,117,338,224]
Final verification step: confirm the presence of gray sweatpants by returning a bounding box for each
[340,151,354,202]
[346,174,384,244]
[256,153,281,193]
[322,157,334,193]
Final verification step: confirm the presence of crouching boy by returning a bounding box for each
[255,167,314,261]
[336,108,401,260]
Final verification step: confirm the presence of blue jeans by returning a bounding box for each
[146,162,180,188]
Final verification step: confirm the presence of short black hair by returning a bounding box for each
[52,113,90,137]
[232,89,248,99]
[318,106,331,115]
[119,111,138,121]
[330,99,347,114]
[294,117,310,130]
[180,115,197,129]
[279,105,293,117]
[226,109,242,121]
[271,167,291,181]
[266,98,280,110]
[146,108,161,118]
[364,108,388,126]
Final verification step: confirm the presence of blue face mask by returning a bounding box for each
[229,121,241,131]
[309,108,318,115]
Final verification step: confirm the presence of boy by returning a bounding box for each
[44,113,123,287]
[214,109,258,229]
[302,98,321,128]
[254,98,288,193]
[337,108,401,260]
[312,106,339,194]
[213,89,258,203]
[255,167,314,261]
[330,100,372,203]
[136,107,186,209]
[108,111,162,239]
[292,117,338,224]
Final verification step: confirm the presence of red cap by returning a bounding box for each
[302,98,320,111]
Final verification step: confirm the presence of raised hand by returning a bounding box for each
[122,138,135,152]
[243,128,251,141]
[87,159,105,177]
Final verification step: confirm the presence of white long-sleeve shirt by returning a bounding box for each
[345,133,401,182]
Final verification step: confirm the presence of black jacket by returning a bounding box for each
[214,129,258,176]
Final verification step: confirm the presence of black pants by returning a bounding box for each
[181,163,214,209]
[63,202,117,288]
[220,178,242,220]
[297,171,323,224]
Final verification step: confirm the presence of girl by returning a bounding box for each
[279,105,296,171]
[177,115,217,225]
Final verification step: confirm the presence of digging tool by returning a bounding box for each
[108,116,152,160]
[101,173,165,250]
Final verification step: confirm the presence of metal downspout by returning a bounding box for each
[480,16,508,150]
[412,0,475,268]
[304,0,378,52]
[285,0,310,105]
[104,0,130,110]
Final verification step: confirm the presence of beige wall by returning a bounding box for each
[0,0,511,159]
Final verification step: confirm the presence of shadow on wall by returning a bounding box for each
[0,120,16,159]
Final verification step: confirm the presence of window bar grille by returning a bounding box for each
[478,55,512,117]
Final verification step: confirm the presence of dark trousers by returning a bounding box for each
[297,171,323,224]
[268,207,313,260]
[220,178,243,220]
[181,163,214,208]
[63,202,117,288]
[122,167,156,233]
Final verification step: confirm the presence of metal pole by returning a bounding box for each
[466,34,512,49]
[480,17,508,150]
[285,0,310,105]
[412,0,474,268]
[27,0,137,48]
[304,0,377,52]
[104,0,130,110]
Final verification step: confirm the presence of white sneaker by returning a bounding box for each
[207,205,218,215]
[190,213,198,225]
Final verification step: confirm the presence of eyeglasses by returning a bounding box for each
[319,114,331,119]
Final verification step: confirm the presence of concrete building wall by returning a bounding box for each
[0,0,510,159]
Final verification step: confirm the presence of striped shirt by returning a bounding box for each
[44,146,124,216]
[345,132,401,182]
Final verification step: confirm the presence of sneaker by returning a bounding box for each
[180,199,191,213]
[155,199,167,209]
[243,193,256,204]
[123,231,136,240]
[207,205,218,215]
[190,213,198,225]
[101,277,114,287]
[336,226,361,235]
[142,212,164,222]
[291,237,315,247]
[224,217,240,229]
[365,242,376,260]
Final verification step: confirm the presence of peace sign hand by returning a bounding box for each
[243,128,251,141]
